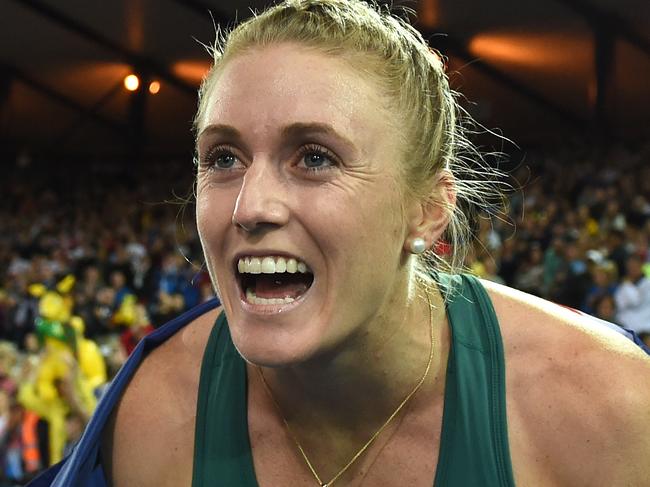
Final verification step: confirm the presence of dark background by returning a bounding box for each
[1,0,649,169]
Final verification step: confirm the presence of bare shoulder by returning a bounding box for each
[481,280,650,486]
[101,306,222,487]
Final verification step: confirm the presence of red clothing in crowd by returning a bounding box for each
[119,325,154,356]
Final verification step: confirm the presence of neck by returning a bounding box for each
[253,279,446,437]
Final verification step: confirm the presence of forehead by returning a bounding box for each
[198,43,394,145]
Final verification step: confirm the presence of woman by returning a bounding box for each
[31,1,650,486]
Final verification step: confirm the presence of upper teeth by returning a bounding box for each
[237,256,310,274]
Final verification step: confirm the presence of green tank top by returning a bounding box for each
[192,274,516,486]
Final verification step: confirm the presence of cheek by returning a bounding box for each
[195,193,212,243]
[356,179,405,240]
[196,190,232,297]
[311,178,406,266]
[195,187,232,257]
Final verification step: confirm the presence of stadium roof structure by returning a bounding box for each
[1,0,649,162]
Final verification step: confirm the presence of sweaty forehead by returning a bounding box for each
[198,44,391,143]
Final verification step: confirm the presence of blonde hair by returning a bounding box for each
[194,0,507,280]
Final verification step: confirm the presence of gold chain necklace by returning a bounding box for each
[256,291,437,487]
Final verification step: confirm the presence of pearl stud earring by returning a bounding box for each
[410,237,427,254]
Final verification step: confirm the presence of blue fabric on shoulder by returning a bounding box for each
[572,310,650,356]
[27,298,221,487]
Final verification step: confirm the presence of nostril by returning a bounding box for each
[233,221,285,235]
[232,217,255,232]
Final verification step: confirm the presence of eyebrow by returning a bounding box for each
[197,124,244,145]
[197,122,357,153]
[281,122,355,149]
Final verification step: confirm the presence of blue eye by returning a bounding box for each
[298,145,337,173]
[216,152,237,168]
[199,145,243,173]
[303,152,331,168]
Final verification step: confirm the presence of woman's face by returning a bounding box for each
[195,43,418,366]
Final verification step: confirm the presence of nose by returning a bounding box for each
[232,159,290,233]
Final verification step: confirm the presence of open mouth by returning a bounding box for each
[236,256,314,306]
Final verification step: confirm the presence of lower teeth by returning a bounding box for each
[246,288,296,305]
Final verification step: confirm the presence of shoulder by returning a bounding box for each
[480,279,650,485]
[101,306,222,487]
[480,277,649,365]
[116,305,222,404]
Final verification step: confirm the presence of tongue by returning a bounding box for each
[254,274,311,299]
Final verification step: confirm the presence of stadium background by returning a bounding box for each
[1,0,649,483]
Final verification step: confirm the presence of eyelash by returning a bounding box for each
[296,144,338,173]
[197,143,339,175]
[198,145,241,172]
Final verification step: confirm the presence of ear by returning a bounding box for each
[403,169,456,253]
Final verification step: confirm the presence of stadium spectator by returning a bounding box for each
[614,254,650,334]
[513,242,544,296]
[118,304,154,356]
[593,293,618,323]
[582,259,618,314]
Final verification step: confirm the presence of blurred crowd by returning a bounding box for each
[0,159,212,485]
[2,140,650,483]
[469,141,650,341]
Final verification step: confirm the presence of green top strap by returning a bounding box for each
[434,273,515,486]
[192,311,257,487]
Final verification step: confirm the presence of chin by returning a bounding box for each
[229,325,321,368]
